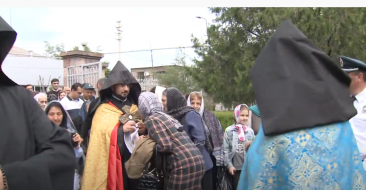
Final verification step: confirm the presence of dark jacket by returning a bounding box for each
[0,16,75,190]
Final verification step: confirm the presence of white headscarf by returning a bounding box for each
[187,91,204,117]
[155,86,166,103]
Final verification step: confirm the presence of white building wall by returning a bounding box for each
[2,56,64,86]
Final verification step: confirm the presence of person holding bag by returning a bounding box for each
[138,92,205,190]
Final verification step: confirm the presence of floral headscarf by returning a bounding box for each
[234,104,249,142]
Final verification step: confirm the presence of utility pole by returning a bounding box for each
[150,43,154,68]
[116,21,122,61]
[196,16,208,39]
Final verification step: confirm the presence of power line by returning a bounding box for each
[153,51,175,59]
[14,24,205,46]
[5,66,62,69]
[7,54,60,59]
[102,46,193,55]
[123,53,151,62]
[8,46,195,59]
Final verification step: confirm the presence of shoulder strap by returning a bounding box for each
[155,144,164,178]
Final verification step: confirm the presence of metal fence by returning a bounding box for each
[67,62,102,87]
[137,78,160,92]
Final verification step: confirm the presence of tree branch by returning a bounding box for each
[326,36,333,56]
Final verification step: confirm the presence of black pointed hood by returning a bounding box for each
[250,20,356,136]
[0,16,17,85]
[101,61,141,104]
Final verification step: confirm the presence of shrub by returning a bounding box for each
[213,111,234,131]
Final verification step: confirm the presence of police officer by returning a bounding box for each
[340,56,366,170]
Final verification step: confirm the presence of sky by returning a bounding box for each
[0,7,216,70]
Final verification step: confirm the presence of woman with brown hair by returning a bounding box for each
[59,90,66,101]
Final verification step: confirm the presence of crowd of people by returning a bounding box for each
[1,16,366,190]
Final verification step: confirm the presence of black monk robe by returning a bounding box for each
[0,16,75,190]
[0,86,75,190]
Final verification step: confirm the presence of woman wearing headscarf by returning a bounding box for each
[238,20,366,189]
[45,101,85,190]
[155,86,166,103]
[223,104,255,189]
[162,87,213,190]
[187,91,224,189]
[138,92,205,190]
[150,86,166,104]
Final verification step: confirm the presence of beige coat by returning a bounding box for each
[125,137,156,179]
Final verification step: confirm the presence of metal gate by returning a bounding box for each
[67,62,103,87]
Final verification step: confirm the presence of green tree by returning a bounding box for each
[96,46,103,53]
[104,61,111,78]
[76,44,101,52]
[44,41,65,58]
[105,68,111,78]
[156,49,200,95]
[82,44,91,52]
[46,42,103,56]
[190,7,366,107]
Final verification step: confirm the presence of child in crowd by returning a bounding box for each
[223,104,255,189]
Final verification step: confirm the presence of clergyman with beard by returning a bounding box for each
[81,61,146,190]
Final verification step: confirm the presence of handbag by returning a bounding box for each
[216,166,233,190]
[136,144,165,190]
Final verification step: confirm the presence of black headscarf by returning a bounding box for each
[45,101,80,133]
[0,16,17,86]
[165,87,195,122]
[250,20,357,136]
[45,101,69,129]
[100,61,141,104]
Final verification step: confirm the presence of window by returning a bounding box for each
[137,72,145,79]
